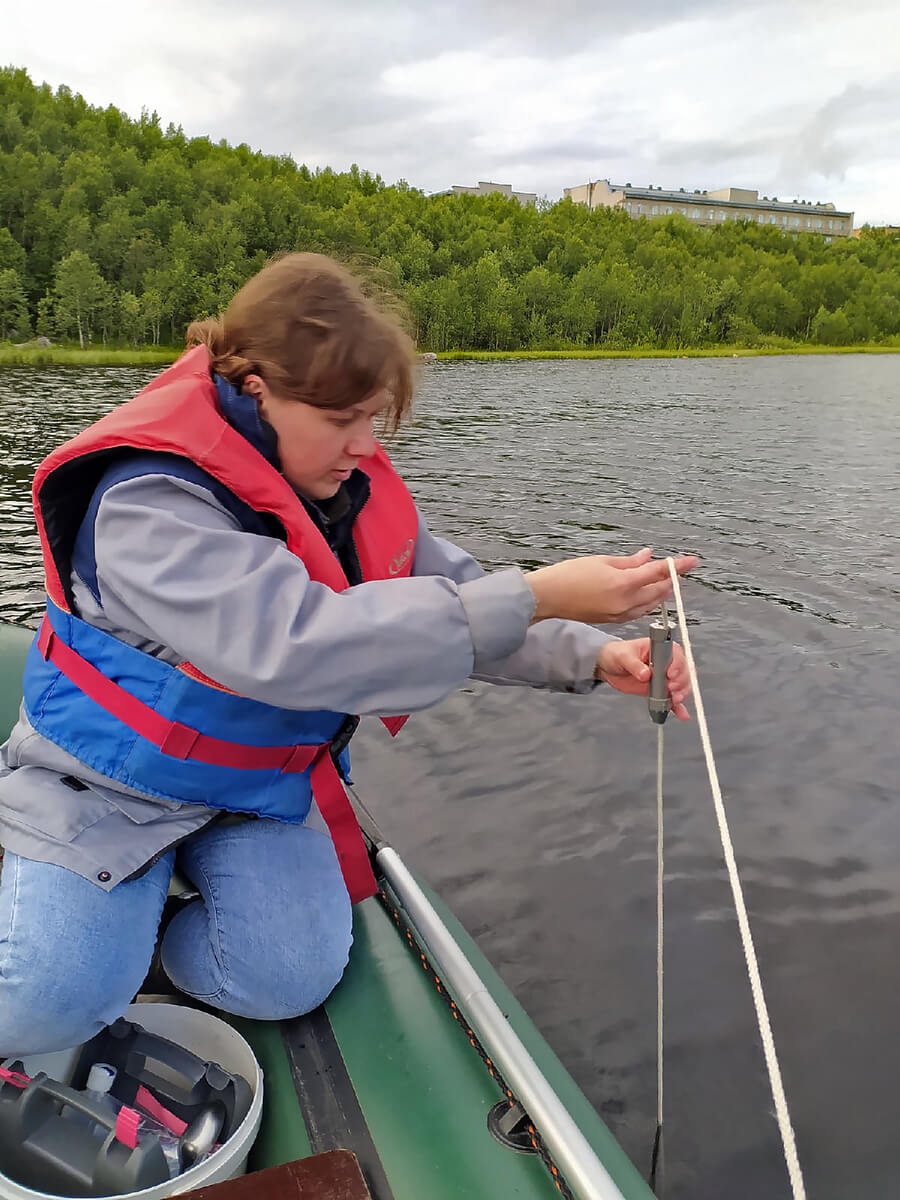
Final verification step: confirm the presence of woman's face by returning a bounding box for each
[244,375,389,500]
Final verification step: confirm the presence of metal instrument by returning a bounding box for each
[648,601,674,725]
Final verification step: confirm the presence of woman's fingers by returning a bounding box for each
[609,550,697,580]
[667,646,691,717]
[606,546,654,570]
[631,554,698,588]
[527,550,698,625]
[624,555,699,616]
[619,648,651,682]
[622,581,675,620]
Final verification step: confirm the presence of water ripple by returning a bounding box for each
[2,355,899,1199]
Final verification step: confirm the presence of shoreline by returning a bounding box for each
[436,344,900,361]
[0,343,898,367]
[0,346,180,366]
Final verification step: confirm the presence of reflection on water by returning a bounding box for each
[1,356,899,1199]
[0,367,159,626]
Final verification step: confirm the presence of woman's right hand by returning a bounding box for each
[526,547,698,625]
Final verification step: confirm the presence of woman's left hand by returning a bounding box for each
[595,638,691,721]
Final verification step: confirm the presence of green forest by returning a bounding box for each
[1,65,898,355]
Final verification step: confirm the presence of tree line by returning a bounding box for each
[1,65,898,352]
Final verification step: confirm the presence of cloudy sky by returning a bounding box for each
[6,0,900,225]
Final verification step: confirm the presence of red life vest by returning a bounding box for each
[31,346,417,901]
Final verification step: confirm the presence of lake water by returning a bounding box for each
[1,356,898,1199]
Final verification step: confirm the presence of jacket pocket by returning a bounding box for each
[0,767,187,844]
[99,787,188,824]
[0,766,116,843]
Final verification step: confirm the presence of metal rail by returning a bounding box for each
[375,845,628,1200]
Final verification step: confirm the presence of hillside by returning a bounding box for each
[1,66,898,352]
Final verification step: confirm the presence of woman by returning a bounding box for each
[0,254,696,1055]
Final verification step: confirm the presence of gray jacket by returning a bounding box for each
[0,471,614,889]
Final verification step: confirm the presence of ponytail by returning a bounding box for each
[186,317,255,388]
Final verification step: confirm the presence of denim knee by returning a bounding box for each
[163,880,352,1021]
[0,851,171,1056]
[0,964,144,1056]
[252,892,353,1019]
[163,821,353,1021]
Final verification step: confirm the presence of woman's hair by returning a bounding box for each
[186,253,414,431]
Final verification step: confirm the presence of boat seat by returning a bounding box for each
[179,1150,371,1198]
[168,867,197,898]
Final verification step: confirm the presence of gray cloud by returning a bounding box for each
[489,140,627,166]
[635,76,900,202]
[407,0,781,54]
[8,0,898,222]
[190,0,760,56]
[779,79,900,181]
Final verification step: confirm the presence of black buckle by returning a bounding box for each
[329,715,360,774]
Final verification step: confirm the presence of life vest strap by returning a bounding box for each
[36,618,378,902]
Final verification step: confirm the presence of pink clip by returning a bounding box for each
[115,1106,140,1150]
[0,1066,30,1089]
[135,1085,187,1136]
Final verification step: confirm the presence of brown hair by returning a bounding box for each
[186,253,414,432]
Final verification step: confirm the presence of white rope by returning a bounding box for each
[664,557,807,1200]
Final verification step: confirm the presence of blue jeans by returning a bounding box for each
[0,819,352,1055]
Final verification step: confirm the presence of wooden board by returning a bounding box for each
[178,1152,371,1200]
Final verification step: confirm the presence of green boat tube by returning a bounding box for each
[0,620,655,1200]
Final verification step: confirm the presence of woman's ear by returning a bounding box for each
[243,373,267,410]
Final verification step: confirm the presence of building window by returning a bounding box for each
[770,216,777,224]
[757,214,765,223]
[828,219,833,230]
[781,215,788,225]
[665,206,673,214]
[718,211,726,220]
[815,219,823,228]
[793,217,800,227]
[806,219,811,228]
[652,205,658,215]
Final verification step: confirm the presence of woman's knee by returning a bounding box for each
[0,936,156,1055]
[170,821,354,1019]
[0,976,135,1057]
[231,929,352,1020]
[269,895,353,1017]
[0,851,169,1055]
[164,885,353,1021]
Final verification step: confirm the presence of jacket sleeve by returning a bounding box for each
[412,514,617,692]
[84,473,536,716]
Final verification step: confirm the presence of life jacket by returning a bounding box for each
[24,345,418,902]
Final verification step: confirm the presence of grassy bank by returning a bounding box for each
[437,344,900,361]
[1,342,898,367]
[0,344,180,366]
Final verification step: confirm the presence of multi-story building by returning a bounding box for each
[433,181,537,207]
[564,179,854,237]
